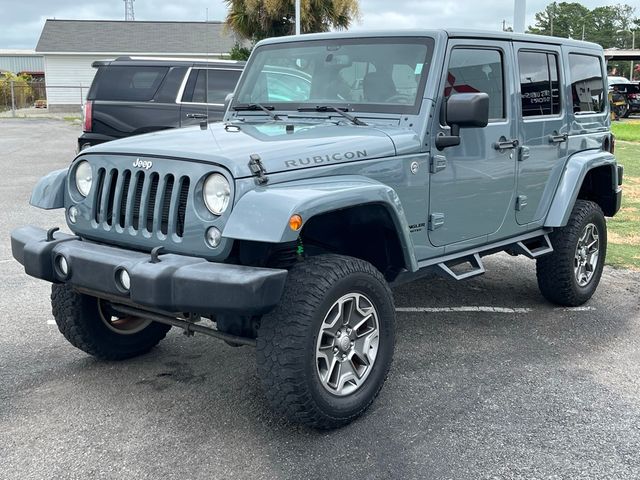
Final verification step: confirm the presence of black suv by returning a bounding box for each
[79,56,244,150]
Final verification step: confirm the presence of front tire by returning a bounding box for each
[51,284,171,360]
[256,255,396,429]
[536,200,607,306]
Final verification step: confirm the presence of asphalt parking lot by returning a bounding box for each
[1,118,640,480]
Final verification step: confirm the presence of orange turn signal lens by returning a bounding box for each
[289,214,303,231]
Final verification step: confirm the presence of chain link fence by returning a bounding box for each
[0,80,87,115]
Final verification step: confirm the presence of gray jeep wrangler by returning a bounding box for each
[11,30,623,429]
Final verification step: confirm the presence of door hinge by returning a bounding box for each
[516,195,528,211]
[518,146,530,162]
[430,154,447,173]
[428,213,445,230]
[248,153,269,185]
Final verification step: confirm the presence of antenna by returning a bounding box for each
[124,0,135,21]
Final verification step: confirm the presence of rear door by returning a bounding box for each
[514,44,568,224]
[428,40,517,247]
[179,68,241,126]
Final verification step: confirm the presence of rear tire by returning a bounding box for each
[51,284,171,360]
[536,200,606,306]
[256,255,395,429]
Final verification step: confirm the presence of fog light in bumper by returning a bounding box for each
[55,255,69,278]
[116,268,131,292]
[205,227,222,248]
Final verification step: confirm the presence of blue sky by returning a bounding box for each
[0,0,632,49]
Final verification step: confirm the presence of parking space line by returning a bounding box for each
[47,320,56,325]
[396,305,596,314]
[396,306,531,313]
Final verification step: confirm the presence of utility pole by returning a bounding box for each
[631,30,636,81]
[124,0,135,21]
[295,0,301,35]
[513,0,525,34]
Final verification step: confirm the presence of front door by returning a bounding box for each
[428,41,517,248]
[513,44,568,225]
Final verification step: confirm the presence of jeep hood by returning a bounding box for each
[84,121,421,178]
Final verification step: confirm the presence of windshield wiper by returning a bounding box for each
[232,103,281,120]
[297,106,367,126]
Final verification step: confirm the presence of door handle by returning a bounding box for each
[549,133,568,144]
[186,113,208,119]
[493,137,519,150]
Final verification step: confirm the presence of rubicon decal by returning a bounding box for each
[284,150,368,168]
[133,158,153,169]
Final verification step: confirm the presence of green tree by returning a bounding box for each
[528,2,639,50]
[528,2,591,38]
[0,72,34,111]
[225,0,360,42]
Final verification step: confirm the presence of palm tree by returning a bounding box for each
[225,0,360,42]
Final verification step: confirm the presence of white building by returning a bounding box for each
[35,19,243,112]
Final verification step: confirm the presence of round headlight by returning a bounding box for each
[203,173,231,215]
[75,161,93,197]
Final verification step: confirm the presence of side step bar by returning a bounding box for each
[395,229,555,285]
[437,253,485,281]
[513,234,553,259]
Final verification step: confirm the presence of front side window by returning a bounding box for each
[182,69,241,104]
[518,51,561,117]
[233,37,434,114]
[569,54,605,114]
[445,48,505,120]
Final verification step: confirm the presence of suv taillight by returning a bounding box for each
[83,101,93,133]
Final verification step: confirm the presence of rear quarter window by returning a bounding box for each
[568,54,605,114]
[90,66,169,101]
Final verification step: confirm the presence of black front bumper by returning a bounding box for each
[11,226,288,315]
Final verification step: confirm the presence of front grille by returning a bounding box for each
[93,167,190,238]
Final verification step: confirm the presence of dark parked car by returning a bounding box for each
[79,56,244,150]
[609,81,640,118]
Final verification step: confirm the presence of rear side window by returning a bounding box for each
[445,48,505,120]
[91,66,168,101]
[518,51,561,117]
[569,54,605,114]
[182,69,241,104]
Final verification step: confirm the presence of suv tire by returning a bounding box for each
[51,284,171,360]
[256,255,395,429]
[536,200,607,306]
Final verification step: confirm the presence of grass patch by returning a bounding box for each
[63,116,81,122]
[611,120,640,142]
[607,140,640,270]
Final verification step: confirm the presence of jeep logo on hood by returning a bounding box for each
[133,158,153,170]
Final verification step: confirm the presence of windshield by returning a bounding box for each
[233,37,434,115]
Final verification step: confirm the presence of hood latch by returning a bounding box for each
[248,154,269,185]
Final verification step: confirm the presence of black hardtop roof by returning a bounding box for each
[92,56,245,69]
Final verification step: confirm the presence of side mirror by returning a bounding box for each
[436,92,490,150]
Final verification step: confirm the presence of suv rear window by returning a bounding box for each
[568,54,605,114]
[90,66,169,101]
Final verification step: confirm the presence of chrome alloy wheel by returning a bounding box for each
[315,293,380,396]
[574,223,600,287]
[98,300,152,335]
